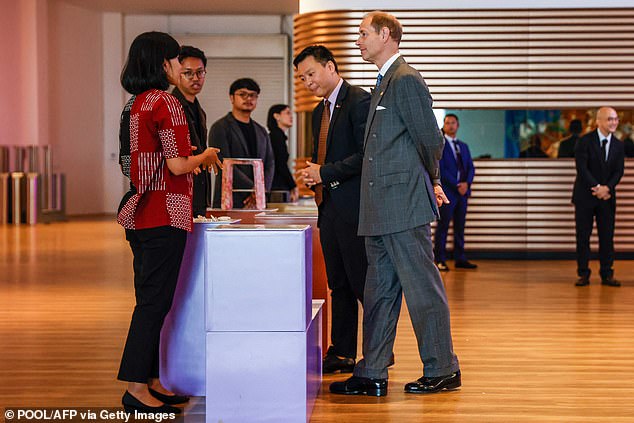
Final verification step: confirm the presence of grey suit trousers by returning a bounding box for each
[354,224,460,379]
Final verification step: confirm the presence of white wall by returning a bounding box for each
[48,1,105,215]
[102,12,125,214]
[0,0,48,149]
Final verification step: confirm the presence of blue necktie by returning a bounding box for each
[453,139,467,182]
[375,73,383,89]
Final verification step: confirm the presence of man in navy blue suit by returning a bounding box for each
[434,114,477,271]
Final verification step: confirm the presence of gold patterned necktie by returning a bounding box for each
[314,99,330,206]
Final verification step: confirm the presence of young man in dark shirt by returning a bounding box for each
[171,45,211,217]
[208,78,274,208]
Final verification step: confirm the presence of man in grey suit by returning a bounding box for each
[208,78,274,208]
[330,11,461,397]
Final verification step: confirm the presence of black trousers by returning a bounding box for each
[118,226,187,383]
[319,201,367,359]
[574,200,616,279]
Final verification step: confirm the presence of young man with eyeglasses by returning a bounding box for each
[208,78,274,208]
[171,45,211,217]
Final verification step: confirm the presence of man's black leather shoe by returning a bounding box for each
[575,276,590,286]
[601,277,621,287]
[330,376,388,396]
[404,371,461,394]
[436,261,449,271]
[323,352,355,374]
[455,261,477,269]
[149,388,190,405]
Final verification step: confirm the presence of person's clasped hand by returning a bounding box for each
[298,161,322,187]
[591,184,611,200]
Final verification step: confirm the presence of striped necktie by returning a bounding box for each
[453,139,467,182]
[314,99,330,206]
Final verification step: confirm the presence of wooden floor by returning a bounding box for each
[1,218,634,422]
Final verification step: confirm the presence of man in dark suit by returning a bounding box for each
[573,107,624,287]
[294,45,370,373]
[172,45,211,217]
[331,11,460,397]
[434,114,477,271]
[558,119,582,158]
[208,78,274,209]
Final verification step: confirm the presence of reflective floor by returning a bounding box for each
[1,217,633,422]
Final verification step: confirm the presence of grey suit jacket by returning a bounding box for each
[358,56,445,236]
[208,112,274,208]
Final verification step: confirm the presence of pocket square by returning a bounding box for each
[376,105,386,111]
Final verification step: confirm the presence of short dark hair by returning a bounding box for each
[444,113,459,124]
[120,31,180,95]
[267,104,289,131]
[178,45,207,68]
[569,119,582,135]
[229,78,260,95]
[366,11,403,44]
[292,45,339,74]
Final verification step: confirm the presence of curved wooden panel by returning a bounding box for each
[293,9,634,110]
[435,159,634,253]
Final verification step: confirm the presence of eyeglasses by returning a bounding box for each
[234,91,259,100]
[181,70,207,80]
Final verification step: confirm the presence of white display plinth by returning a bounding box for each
[204,224,322,422]
[206,302,323,422]
[205,225,312,332]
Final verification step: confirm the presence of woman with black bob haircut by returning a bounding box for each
[117,31,220,414]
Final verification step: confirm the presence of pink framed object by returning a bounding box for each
[221,158,266,210]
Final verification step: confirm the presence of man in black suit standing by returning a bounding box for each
[573,107,624,287]
[294,45,370,374]
[330,11,460,397]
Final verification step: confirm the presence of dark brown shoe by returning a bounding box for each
[575,276,590,286]
[330,376,387,396]
[601,277,621,287]
[404,371,461,394]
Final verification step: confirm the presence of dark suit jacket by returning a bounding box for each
[359,56,444,236]
[572,129,624,207]
[172,87,209,215]
[624,138,634,158]
[439,138,475,201]
[558,134,578,158]
[312,80,370,226]
[208,112,274,208]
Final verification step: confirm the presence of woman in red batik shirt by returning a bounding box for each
[116,31,220,414]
